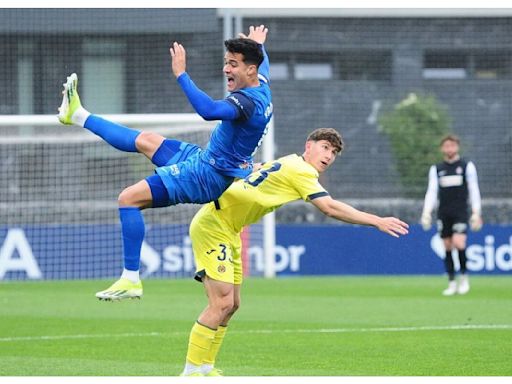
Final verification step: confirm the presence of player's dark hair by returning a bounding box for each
[224,38,264,67]
[307,128,344,155]
[440,134,460,146]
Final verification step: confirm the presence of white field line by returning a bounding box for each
[0,324,511,343]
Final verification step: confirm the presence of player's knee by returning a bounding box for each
[216,296,235,317]
[117,181,152,209]
[118,187,138,207]
[452,235,466,249]
[135,131,165,153]
[231,300,240,315]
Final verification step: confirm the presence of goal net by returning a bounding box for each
[0,114,273,281]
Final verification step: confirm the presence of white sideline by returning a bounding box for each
[1,324,511,342]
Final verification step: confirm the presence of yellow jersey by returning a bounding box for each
[211,154,328,233]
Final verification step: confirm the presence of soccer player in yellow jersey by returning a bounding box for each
[180,128,409,376]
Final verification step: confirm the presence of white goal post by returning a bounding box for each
[0,113,276,280]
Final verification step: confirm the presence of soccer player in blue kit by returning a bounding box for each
[57,25,272,300]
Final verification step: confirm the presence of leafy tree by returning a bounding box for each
[379,93,451,197]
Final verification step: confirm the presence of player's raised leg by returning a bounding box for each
[57,73,165,157]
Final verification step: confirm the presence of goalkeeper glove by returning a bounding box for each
[470,212,482,231]
[420,212,432,231]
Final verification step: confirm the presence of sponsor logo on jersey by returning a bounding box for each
[439,175,463,187]
[170,164,180,176]
[228,95,244,110]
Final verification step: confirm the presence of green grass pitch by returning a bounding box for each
[1,276,511,376]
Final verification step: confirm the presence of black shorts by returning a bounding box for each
[437,211,469,238]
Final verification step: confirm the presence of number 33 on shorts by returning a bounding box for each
[207,243,234,278]
[215,244,233,263]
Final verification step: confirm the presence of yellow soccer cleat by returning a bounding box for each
[179,372,204,377]
[205,368,223,376]
[95,278,143,301]
[57,73,82,125]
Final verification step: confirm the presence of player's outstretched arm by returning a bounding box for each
[311,196,409,238]
[169,42,238,121]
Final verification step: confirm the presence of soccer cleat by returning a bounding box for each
[95,278,143,301]
[442,280,457,296]
[58,73,82,125]
[205,368,223,376]
[457,275,470,295]
[179,372,204,377]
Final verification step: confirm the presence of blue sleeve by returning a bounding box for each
[176,73,239,121]
[226,92,255,122]
[258,44,270,84]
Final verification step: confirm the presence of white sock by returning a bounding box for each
[121,268,140,283]
[71,106,91,127]
[183,362,202,375]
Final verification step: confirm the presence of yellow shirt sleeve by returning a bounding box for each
[287,158,328,201]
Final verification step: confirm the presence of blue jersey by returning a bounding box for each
[201,83,273,178]
[175,44,273,179]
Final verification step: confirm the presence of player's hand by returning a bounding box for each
[420,212,432,231]
[470,212,483,231]
[376,217,409,238]
[170,42,186,78]
[238,24,268,45]
[252,162,263,173]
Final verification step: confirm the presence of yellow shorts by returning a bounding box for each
[189,203,243,285]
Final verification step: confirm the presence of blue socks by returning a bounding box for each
[119,207,145,271]
[84,115,140,152]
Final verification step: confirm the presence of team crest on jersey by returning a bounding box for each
[218,265,226,273]
[456,166,463,174]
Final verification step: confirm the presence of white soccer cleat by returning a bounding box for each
[442,281,457,296]
[457,275,470,295]
[95,278,143,301]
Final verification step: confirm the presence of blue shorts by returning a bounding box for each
[146,139,234,207]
